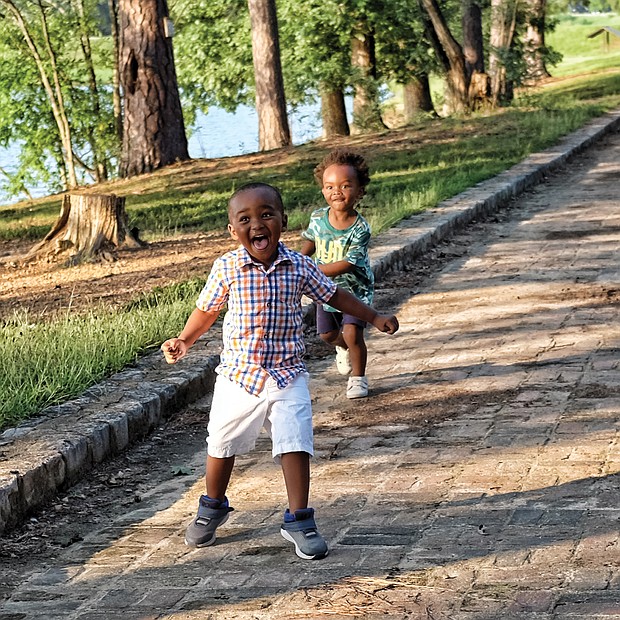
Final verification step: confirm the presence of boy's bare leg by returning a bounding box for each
[342,323,367,376]
[320,328,343,348]
[205,455,235,501]
[280,451,310,513]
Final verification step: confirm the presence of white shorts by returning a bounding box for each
[206,372,313,462]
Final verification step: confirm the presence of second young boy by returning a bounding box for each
[301,149,374,399]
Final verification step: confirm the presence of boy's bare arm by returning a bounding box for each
[161,307,220,364]
[328,287,399,334]
[318,259,356,278]
[300,239,315,256]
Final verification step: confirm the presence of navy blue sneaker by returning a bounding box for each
[185,495,234,548]
[280,508,328,560]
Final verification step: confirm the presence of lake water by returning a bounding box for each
[0,102,331,205]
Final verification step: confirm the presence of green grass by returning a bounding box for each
[2,21,620,430]
[0,280,205,429]
[4,73,620,245]
[547,13,620,76]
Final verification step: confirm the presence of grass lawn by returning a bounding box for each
[547,13,620,76]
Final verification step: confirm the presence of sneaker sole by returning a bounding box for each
[347,391,368,399]
[185,513,230,548]
[280,528,329,560]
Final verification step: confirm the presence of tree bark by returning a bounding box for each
[119,0,189,177]
[351,23,386,133]
[523,0,550,82]
[72,0,108,182]
[418,0,471,114]
[25,193,144,265]
[462,0,491,107]
[462,0,485,77]
[489,0,518,106]
[247,0,291,151]
[108,0,123,143]
[320,84,350,138]
[402,76,436,122]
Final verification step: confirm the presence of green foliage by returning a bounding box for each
[375,0,440,84]
[0,0,118,200]
[277,0,352,103]
[171,0,254,115]
[171,0,442,124]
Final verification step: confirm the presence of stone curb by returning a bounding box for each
[1,108,619,536]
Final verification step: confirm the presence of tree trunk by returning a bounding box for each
[108,0,123,143]
[461,0,491,109]
[119,0,189,177]
[25,193,144,265]
[73,0,108,182]
[402,76,436,122]
[247,0,291,151]
[351,23,386,133]
[462,0,485,77]
[320,84,350,138]
[523,0,550,82]
[489,0,518,106]
[418,0,471,114]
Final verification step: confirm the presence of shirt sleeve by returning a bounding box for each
[196,258,229,312]
[301,210,319,242]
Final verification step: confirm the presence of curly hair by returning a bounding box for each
[313,149,370,191]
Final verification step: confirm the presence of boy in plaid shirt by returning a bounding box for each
[162,182,398,560]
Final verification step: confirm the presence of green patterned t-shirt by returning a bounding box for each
[302,206,374,312]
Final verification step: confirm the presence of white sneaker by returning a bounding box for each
[347,376,368,399]
[335,346,351,375]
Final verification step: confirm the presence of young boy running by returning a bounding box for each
[161,182,398,560]
[301,149,374,399]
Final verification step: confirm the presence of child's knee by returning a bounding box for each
[342,324,364,345]
[319,330,339,344]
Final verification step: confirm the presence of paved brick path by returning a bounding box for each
[1,129,619,619]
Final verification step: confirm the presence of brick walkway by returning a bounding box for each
[1,129,619,619]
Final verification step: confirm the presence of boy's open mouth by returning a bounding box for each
[252,234,269,251]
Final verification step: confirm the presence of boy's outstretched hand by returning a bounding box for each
[373,314,399,335]
[161,338,188,364]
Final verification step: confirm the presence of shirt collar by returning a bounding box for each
[235,241,293,271]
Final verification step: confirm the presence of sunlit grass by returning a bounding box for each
[547,13,620,76]
[0,281,204,429]
[4,72,619,244]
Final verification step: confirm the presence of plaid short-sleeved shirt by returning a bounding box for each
[196,242,337,395]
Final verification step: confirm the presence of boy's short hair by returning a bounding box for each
[313,149,370,189]
[229,182,284,212]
